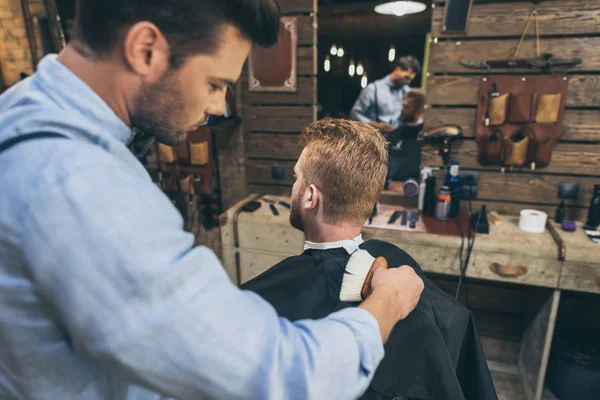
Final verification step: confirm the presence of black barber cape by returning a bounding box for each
[242,240,497,400]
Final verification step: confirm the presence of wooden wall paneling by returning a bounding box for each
[468,200,587,222]
[279,0,316,15]
[429,37,600,74]
[297,46,315,76]
[297,15,315,46]
[424,108,600,143]
[429,169,598,209]
[246,184,292,196]
[245,159,296,185]
[421,140,600,176]
[246,133,302,159]
[431,1,600,38]
[244,106,314,132]
[426,75,600,107]
[242,76,316,105]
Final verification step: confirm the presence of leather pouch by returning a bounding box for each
[504,131,531,167]
[189,141,210,165]
[508,93,533,124]
[158,143,177,163]
[477,129,505,165]
[485,94,510,126]
[535,93,561,124]
[179,175,195,195]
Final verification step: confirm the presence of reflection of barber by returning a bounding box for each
[350,56,421,133]
[386,89,426,185]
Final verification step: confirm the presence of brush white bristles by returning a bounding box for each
[340,249,376,302]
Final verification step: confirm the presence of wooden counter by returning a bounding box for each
[220,194,599,400]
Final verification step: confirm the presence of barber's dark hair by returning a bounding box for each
[393,55,422,76]
[73,0,281,68]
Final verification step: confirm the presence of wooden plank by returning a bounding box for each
[297,46,315,76]
[279,0,315,14]
[246,184,292,196]
[421,140,600,176]
[559,261,600,295]
[245,159,296,185]
[429,37,600,74]
[297,15,314,46]
[246,133,302,159]
[424,108,600,142]
[432,1,600,38]
[468,200,587,222]
[429,169,598,209]
[244,106,314,132]
[519,290,561,400]
[242,76,316,105]
[426,75,600,107]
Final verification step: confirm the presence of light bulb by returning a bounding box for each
[361,75,368,88]
[337,47,344,57]
[348,60,355,77]
[392,1,409,16]
[388,46,396,62]
[324,56,330,72]
[356,63,364,76]
[330,44,337,55]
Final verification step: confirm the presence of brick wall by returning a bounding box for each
[0,0,34,87]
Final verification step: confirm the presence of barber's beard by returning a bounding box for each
[131,70,191,146]
[289,192,304,232]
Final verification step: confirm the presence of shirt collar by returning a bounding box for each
[35,55,133,145]
[304,234,364,254]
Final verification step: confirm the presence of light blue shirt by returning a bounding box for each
[0,55,384,400]
[350,75,410,130]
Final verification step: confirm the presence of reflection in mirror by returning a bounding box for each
[318,0,432,199]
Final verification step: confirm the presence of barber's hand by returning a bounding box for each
[370,121,394,133]
[371,266,423,320]
[359,265,424,343]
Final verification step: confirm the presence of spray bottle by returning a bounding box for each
[418,167,433,212]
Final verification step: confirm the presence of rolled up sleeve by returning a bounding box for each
[20,162,384,400]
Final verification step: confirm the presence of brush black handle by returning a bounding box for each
[269,204,279,216]
[278,201,291,209]
[388,211,402,224]
[401,211,408,226]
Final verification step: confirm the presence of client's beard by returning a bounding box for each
[131,70,190,146]
[289,193,304,232]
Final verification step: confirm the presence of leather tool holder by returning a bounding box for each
[476,75,568,170]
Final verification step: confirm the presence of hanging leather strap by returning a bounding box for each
[512,9,541,60]
[0,132,69,155]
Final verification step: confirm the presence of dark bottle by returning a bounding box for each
[554,200,566,224]
[584,184,600,230]
[423,176,437,217]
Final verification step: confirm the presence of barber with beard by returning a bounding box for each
[350,56,421,134]
[0,1,424,399]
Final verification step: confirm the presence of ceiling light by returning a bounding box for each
[337,47,345,57]
[374,1,427,16]
[330,44,337,56]
[356,62,364,76]
[349,60,355,77]
[388,46,396,62]
[361,75,368,88]
[324,56,330,72]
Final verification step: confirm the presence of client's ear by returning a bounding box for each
[306,184,320,210]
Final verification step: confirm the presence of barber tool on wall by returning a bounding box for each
[460,10,582,73]
[484,84,500,127]
[421,125,463,169]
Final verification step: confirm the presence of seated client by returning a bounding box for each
[242,118,497,400]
